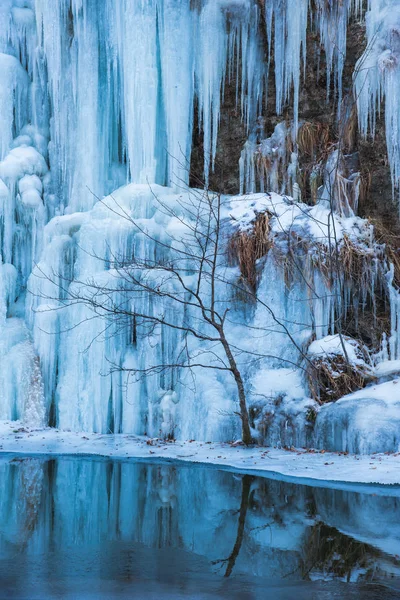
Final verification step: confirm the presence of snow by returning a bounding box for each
[0,422,399,490]
[330,379,400,405]
[308,335,369,367]
[375,359,400,379]
[228,191,371,246]
[253,368,305,401]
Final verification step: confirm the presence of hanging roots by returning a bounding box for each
[228,212,272,290]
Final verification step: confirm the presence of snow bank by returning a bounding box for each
[229,191,372,245]
[308,335,368,367]
[315,379,400,454]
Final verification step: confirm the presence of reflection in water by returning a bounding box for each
[212,475,253,578]
[0,457,399,599]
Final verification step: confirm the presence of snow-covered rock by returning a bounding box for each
[315,380,400,453]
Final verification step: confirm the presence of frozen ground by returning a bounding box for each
[1,421,400,491]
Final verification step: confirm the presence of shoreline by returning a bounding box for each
[1,422,400,492]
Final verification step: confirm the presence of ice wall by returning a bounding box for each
[27,186,392,447]
[32,0,265,201]
[27,184,240,439]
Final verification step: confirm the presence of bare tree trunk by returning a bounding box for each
[219,331,253,445]
[233,367,253,446]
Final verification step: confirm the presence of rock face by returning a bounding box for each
[204,9,398,238]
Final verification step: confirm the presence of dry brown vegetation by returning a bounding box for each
[307,353,372,405]
[311,233,378,292]
[370,217,400,287]
[297,121,330,160]
[296,121,336,205]
[341,103,358,154]
[302,522,379,581]
[228,212,272,290]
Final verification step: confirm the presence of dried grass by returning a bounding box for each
[341,104,358,153]
[308,233,378,295]
[340,234,372,284]
[297,122,330,161]
[296,122,332,203]
[228,212,272,290]
[359,170,371,206]
[369,218,400,287]
[307,354,371,405]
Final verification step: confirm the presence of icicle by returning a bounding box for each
[315,0,354,118]
[239,121,294,196]
[120,0,161,186]
[158,0,195,187]
[0,53,28,160]
[264,0,308,135]
[387,264,400,360]
[196,1,228,186]
[355,0,400,197]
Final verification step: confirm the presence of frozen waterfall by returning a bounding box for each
[0,0,400,452]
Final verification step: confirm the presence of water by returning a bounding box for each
[0,457,399,599]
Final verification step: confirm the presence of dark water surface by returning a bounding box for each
[0,456,399,599]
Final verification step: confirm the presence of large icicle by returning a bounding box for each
[157,0,195,186]
[0,53,28,161]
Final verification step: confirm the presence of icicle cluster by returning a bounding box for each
[355,0,400,195]
[239,121,298,196]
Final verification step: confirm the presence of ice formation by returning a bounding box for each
[0,0,400,452]
[355,0,400,195]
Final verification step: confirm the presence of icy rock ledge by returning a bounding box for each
[315,380,400,454]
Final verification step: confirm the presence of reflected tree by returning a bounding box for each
[212,474,253,577]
